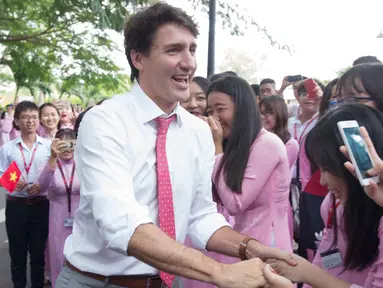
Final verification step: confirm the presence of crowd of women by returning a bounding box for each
[3,58,383,288]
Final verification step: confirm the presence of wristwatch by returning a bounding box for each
[239,237,256,261]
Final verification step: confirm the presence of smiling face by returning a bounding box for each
[320,169,348,205]
[259,104,276,131]
[15,109,39,134]
[131,24,197,114]
[207,91,235,139]
[40,105,59,130]
[57,101,73,124]
[181,81,207,117]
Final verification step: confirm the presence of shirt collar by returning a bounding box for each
[15,134,44,145]
[131,83,184,126]
[292,112,319,126]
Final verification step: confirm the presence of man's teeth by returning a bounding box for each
[173,76,189,83]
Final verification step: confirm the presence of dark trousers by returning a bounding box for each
[5,199,49,288]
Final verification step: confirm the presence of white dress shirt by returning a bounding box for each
[288,113,319,178]
[0,135,51,197]
[64,83,230,276]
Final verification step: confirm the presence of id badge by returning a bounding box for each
[64,217,74,228]
[320,249,342,269]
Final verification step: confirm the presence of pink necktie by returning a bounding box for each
[155,116,176,287]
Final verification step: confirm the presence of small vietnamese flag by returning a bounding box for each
[0,161,21,193]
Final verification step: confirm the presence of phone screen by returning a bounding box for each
[344,127,373,179]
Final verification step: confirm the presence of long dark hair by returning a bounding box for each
[336,63,383,112]
[306,104,383,271]
[258,96,291,144]
[192,76,210,95]
[208,76,262,194]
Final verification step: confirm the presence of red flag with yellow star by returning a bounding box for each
[0,161,21,193]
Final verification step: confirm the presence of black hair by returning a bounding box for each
[260,78,275,86]
[124,2,199,83]
[13,101,39,130]
[319,78,339,117]
[353,56,382,66]
[207,76,262,194]
[306,104,383,271]
[74,106,93,136]
[208,71,238,82]
[251,84,260,96]
[55,128,77,140]
[192,76,210,95]
[336,63,383,112]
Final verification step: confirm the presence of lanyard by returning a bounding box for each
[294,115,318,143]
[326,201,341,229]
[57,160,76,217]
[19,144,38,175]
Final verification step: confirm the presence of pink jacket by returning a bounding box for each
[213,129,293,254]
[304,193,383,288]
[1,117,19,146]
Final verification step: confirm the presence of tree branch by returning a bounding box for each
[0,26,54,43]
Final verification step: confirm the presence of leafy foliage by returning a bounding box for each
[0,0,290,104]
[0,0,141,101]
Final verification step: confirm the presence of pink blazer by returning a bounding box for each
[213,129,293,256]
[299,136,312,190]
[304,193,383,288]
[0,117,19,146]
[285,138,299,171]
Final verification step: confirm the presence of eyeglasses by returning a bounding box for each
[335,96,373,106]
[261,111,273,117]
[19,115,39,121]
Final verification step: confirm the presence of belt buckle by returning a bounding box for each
[145,275,162,288]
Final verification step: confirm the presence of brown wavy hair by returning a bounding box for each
[259,95,291,144]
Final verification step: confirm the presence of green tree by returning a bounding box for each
[0,0,147,100]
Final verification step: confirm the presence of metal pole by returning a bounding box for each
[207,0,216,77]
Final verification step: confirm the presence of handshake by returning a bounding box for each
[211,242,300,288]
[214,258,294,288]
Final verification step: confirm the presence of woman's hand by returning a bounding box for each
[50,139,67,158]
[207,116,223,144]
[200,116,224,155]
[267,254,311,284]
[314,82,324,99]
[340,126,383,207]
[263,264,293,288]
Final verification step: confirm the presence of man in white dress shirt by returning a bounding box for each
[0,101,52,288]
[56,3,294,288]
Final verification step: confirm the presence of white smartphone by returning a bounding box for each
[337,120,379,186]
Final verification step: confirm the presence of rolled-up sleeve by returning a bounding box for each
[187,124,230,250]
[75,106,154,255]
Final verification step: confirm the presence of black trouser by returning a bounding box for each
[5,198,49,288]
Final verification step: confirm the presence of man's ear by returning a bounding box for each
[130,50,145,73]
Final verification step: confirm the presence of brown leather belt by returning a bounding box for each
[6,195,47,205]
[65,260,165,288]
